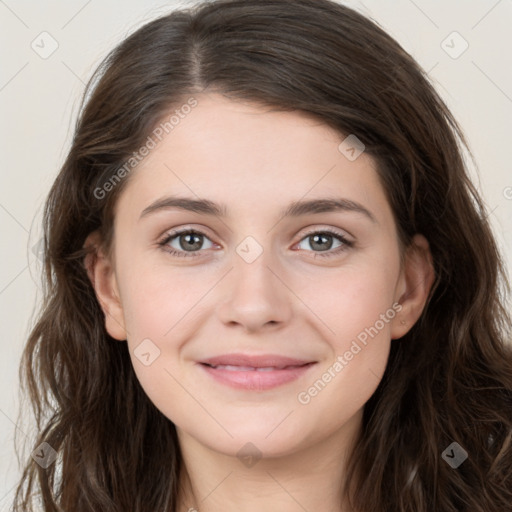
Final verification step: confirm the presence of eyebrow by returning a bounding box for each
[139,195,377,224]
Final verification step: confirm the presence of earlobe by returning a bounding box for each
[83,231,127,341]
[391,234,435,340]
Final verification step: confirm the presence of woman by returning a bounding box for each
[13,0,512,510]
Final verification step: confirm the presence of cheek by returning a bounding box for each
[118,262,205,339]
[117,272,191,426]
[313,260,399,344]
[295,262,398,407]
[115,264,211,415]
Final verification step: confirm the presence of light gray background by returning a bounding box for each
[1,0,511,506]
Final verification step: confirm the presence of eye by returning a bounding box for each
[295,229,353,258]
[158,229,215,258]
[158,227,353,259]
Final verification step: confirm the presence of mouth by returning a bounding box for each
[197,354,317,391]
[202,363,310,371]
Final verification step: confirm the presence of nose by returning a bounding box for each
[216,245,293,333]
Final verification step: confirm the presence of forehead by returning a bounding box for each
[115,93,392,225]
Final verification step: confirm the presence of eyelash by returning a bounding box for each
[157,227,354,259]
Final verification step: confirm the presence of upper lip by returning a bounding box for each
[199,353,316,369]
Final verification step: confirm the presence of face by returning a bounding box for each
[88,92,433,460]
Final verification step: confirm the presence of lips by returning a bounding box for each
[198,353,316,391]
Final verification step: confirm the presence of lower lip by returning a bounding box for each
[198,363,316,391]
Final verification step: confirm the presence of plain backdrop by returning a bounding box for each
[1,0,511,506]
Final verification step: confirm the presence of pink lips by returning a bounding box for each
[198,353,316,391]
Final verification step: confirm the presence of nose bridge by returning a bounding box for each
[216,234,292,331]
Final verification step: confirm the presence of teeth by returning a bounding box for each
[217,365,256,371]
[210,364,286,371]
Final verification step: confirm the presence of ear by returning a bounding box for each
[83,230,127,341]
[390,234,435,340]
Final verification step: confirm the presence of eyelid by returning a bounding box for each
[157,224,216,242]
[298,225,353,242]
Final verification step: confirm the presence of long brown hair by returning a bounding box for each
[13,0,512,510]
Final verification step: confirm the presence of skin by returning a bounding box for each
[85,92,434,512]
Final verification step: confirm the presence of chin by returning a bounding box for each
[183,412,317,460]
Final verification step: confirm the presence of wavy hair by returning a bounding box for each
[13,0,512,510]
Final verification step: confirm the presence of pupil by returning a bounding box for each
[182,233,202,251]
[311,234,332,251]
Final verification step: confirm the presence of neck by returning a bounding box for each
[175,412,361,512]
